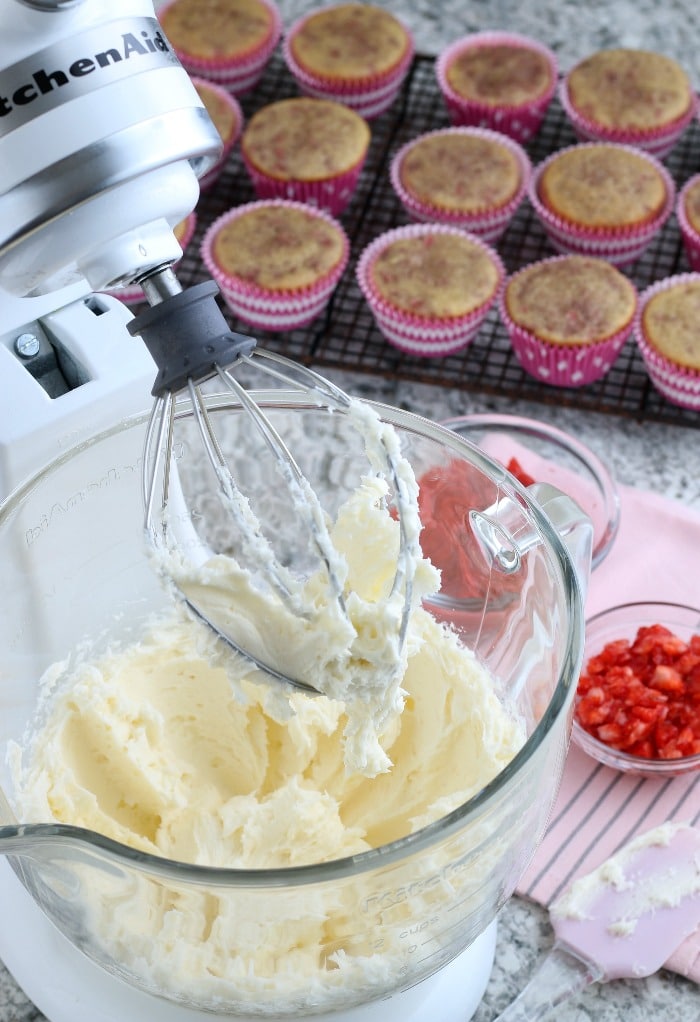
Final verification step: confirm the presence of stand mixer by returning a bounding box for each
[0,3,591,1021]
[0,0,221,487]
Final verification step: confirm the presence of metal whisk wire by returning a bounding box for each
[131,271,416,691]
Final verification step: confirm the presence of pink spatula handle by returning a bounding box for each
[493,942,603,1021]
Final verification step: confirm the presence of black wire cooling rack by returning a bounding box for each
[175,49,700,430]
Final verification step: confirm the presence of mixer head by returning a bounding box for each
[0,0,221,298]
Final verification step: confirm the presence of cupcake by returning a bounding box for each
[283,3,414,119]
[500,254,638,387]
[201,199,349,331]
[240,97,371,215]
[389,126,532,242]
[530,142,675,266]
[192,77,243,190]
[435,31,557,143]
[356,224,504,357]
[561,48,696,158]
[677,175,700,272]
[158,0,282,94]
[634,274,700,410]
[103,214,198,306]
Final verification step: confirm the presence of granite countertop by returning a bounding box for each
[277,0,700,86]
[2,1,699,1021]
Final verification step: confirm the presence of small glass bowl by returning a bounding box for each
[572,601,700,777]
[440,414,619,570]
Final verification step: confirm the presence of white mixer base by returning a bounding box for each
[0,859,496,1022]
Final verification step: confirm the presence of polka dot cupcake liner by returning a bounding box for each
[435,32,558,144]
[102,213,197,306]
[191,79,244,192]
[502,317,633,388]
[282,11,414,120]
[498,256,638,388]
[201,200,349,333]
[160,0,282,95]
[528,144,676,267]
[389,126,532,242]
[559,74,698,159]
[241,151,368,217]
[676,175,700,272]
[356,223,504,358]
[633,274,700,411]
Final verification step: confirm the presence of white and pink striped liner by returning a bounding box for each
[159,0,282,95]
[282,7,414,120]
[201,199,349,333]
[528,142,676,267]
[389,125,532,242]
[356,222,504,358]
[559,72,698,159]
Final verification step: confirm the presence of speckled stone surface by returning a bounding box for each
[277,0,700,84]
[2,2,699,1020]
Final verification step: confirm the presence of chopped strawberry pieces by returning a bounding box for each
[575,622,700,761]
[505,456,536,487]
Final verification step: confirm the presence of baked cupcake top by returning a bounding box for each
[565,48,693,132]
[209,204,347,291]
[160,0,275,61]
[537,144,668,229]
[444,41,554,107]
[288,3,411,82]
[397,130,522,214]
[505,256,637,346]
[193,79,241,143]
[681,176,700,234]
[642,279,700,369]
[368,232,500,318]
[241,97,371,181]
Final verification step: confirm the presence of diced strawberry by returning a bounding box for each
[575,621,700,762]
[649,664,684,694]
[505,456,536,487]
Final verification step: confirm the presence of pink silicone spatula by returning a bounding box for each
[494,821,700,1021]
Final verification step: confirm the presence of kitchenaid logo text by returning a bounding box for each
[0,19,178,135]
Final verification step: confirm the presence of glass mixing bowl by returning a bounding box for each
[0,393,588,1017]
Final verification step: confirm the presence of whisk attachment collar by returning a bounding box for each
[128,280,255,396]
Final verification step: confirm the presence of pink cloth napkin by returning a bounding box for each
[516,483,700,981]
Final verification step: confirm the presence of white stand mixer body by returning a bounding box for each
[0,285,155,498]
[0,0,223,496]
[0,0,219,297]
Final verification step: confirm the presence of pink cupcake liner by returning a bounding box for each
[390,126,532,242]
[498,255,637,388]
[159,0,282,96]
[529,143,676,267]
[201,199,349,332]
[102,213,197,306]
[190,78,243,191]
[633,273,700,410]
[435,32,558,144]
[241,152,367,216]
[676,174,700,272]
[559,71,698,159]
[356,223,504,357]
[282,9,414,119]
